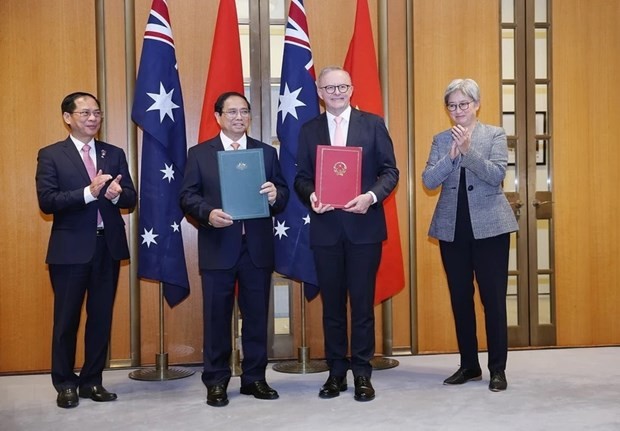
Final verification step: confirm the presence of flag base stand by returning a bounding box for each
[273,283,328,374]
[272,346,329,374]
[370,356,399,370]
[129,353,195,381]
[128,283,194,381]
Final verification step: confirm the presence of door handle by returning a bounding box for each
[532,191,553,219]
[532,199,552,207]
[504,192,522,217]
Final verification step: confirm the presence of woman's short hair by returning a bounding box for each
[444,79,480,104]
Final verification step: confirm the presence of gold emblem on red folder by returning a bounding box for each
[333,161,347,176]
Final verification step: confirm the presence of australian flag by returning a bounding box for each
[274,0,320,300]
[132,0,189,307]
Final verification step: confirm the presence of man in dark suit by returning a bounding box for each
[36,92,136,408]
[180,92,288,407]
[295,66,399,402]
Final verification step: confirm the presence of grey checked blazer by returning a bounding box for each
[422,122,518,242]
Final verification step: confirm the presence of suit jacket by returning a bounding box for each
[295,108,399,246]
[179,135,289,271]
[422,122,518,241]
[36,137,137,264]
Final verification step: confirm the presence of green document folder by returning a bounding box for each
[217,148,269,220]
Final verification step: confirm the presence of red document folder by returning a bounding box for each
[315,145,362,208]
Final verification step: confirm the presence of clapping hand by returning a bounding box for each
[104,174,123,200]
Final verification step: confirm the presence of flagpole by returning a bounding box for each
[406,0,418,356]
[229,299,242,376]
[272,283,328,374]
[129,283,194,381]
[369,0,399,371]
[122,0,141,371]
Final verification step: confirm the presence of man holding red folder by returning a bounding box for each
[295,66,399,401]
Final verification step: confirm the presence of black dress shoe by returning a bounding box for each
[57,388,79,409]
[79,385,117,402]
[240,380,279,400]
[354,376,375,401]
[443,367,482,385]
[206,384,229,407]
[319,376,348,399]
[489,371,508,392]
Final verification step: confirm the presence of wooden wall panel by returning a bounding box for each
[0,0,98,372]
[413,0,501,353]
[553,0,620,345]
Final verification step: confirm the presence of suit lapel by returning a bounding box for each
[61,137,92,184]
[346,109,363,147]
[469,122,483,153]
[209,137,225,183]
[246,137,258,149]
[318,113,330,146]
[210,137,225,152]
[94,140,106,174]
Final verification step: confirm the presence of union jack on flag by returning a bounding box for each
[274,0,320,300]
[132,0,189,307]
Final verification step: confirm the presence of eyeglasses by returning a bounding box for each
[320,84,352,94]
[222,109,251,119]
[446,101,474,112]
[71,110,104,119]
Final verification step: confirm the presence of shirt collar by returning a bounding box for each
[326,105,352,123]
[220,132,247,150]
[69,135,95,153]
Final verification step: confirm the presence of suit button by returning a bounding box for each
[467,185,474,191]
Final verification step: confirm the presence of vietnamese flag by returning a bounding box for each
[198,0,244,142]
[343,0,405,305]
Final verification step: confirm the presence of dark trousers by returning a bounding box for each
[313,238,381,378]
[200,240,272,387]
[439,233,510,372]
[49,236,119,391]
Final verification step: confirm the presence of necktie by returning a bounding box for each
[333,116,345,146]
[82,144,103,226]
[81,144,96,178]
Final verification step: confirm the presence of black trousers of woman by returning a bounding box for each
[439,232,510,373]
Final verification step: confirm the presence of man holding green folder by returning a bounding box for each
[180,92,289,407]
